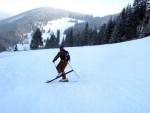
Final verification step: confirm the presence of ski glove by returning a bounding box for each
[52,59,55,62]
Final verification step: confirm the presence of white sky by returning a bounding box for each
[0,0,133,17]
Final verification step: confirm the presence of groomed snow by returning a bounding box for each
[0,37,150,113]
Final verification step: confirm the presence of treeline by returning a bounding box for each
[30,28,60,50]
[0,7,94,52]
[40,0,150,48]
[31,0,150,49]
[62,0,150,47]
[26,0,150,50]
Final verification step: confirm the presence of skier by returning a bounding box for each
[52,46,70,82]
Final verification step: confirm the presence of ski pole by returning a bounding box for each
[53,62,59,74]
[68,62,79,78]
[54,62,57,68]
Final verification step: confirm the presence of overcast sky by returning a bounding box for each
[0,0,133,17]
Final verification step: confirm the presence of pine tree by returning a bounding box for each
[61,37,65,46]
[98,23,107,44]
[105,17,115,43]
[64,31,70,47]
[88,28,97,45]
[109,16,122,44]
[64,29,73,47]
[70,29,74,46]
[56,29,60,47]
[131,0,147,38]
[123,4,133,40]
[45,38,50,49]
[133,0,142,7]
[81,22,89,46]
[49,34,56,48]
[74,32,82,46]
[138,0,150,38]
[30,28,43,50]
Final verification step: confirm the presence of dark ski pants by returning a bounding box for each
[57,60,68,79]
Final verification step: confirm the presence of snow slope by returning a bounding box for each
[27,18,84,45]
[0,37,150,113]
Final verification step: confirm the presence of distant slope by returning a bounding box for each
[26,17,85,45]
[0,7,93,34]
[0,6,116,35]
[0,7,115,52]
[0,7,94,51]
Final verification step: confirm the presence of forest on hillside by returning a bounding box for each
[1,0,150,51]
[37,0,150,49]
[0,7,93,52]
[60,0,150,47]
[30,0,150,50]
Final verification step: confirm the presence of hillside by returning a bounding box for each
[22,17,85,47]
[0,7,93,33]
[0,7,114,52]
[0,36,150,113]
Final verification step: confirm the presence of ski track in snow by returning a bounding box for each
[0,37,150,113]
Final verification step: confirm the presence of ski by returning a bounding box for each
[55,80,78,83]
[46,70,73,83]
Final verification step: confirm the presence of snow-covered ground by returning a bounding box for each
[42,18,84,44]
[27,18,84,45]
[0,37,150,113]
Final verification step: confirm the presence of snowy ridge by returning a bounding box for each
[26,18,84,45]
[0,37,150,113]
[6,14,24,23]
[42,18,84,42]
